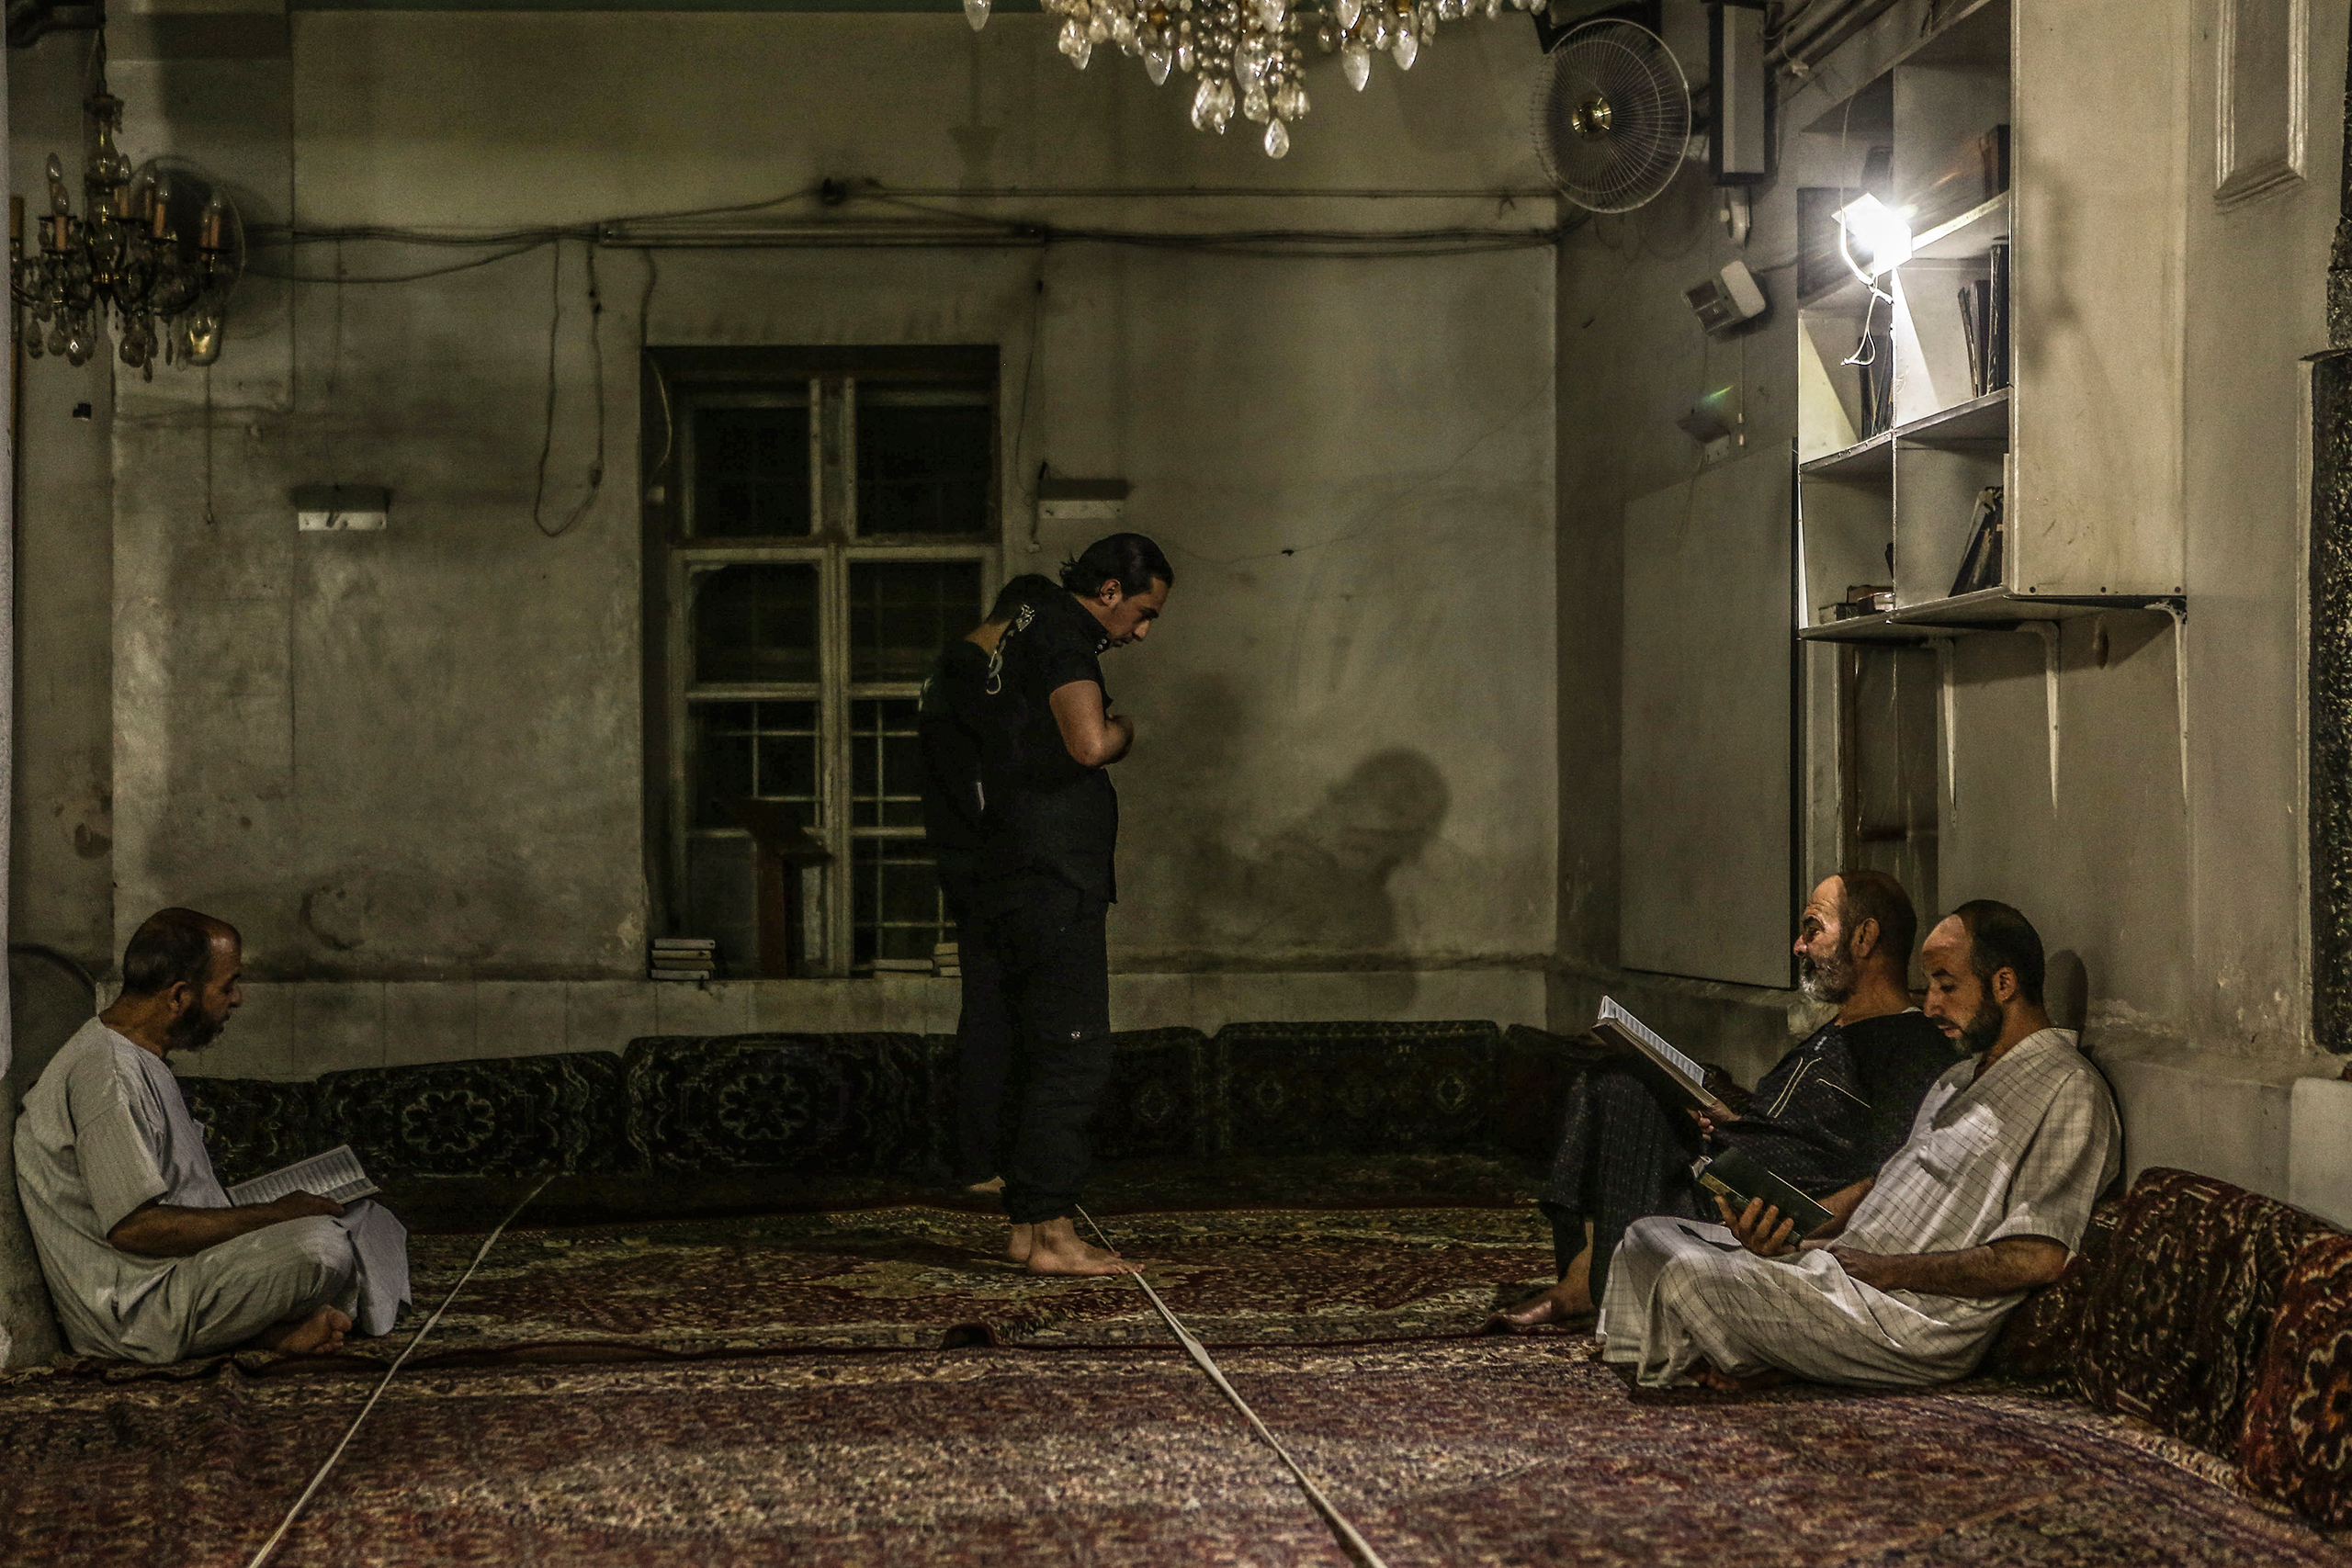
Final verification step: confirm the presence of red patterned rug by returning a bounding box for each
[4,1338,2346,1567]
[393,1202,1559,1357]
[41,1203,1560,1374]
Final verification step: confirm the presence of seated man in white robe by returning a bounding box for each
[16,908,410,1363]
[1598,899,2120,1391]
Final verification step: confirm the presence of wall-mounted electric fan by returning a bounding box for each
[1531,18,1693,214]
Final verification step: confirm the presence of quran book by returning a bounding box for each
[1948,486,2006,597]
[1690,1145,1835,1239]
[225,1144,380,1208]
[1590,998,1734,1116]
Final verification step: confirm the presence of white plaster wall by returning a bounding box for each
[8,34,121,976]
[1941,0,2352,1199]
[1551,0,2352,1205]
[74,15,1556,1011]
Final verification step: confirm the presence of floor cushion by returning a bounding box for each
[1210,1021,1503,1157]
[314,1053,631,1179]
[2070,1166,2339,1457]
[2238,1230,2352,1525]
[622,1033,947,1177]
[179,1077,323,1188]
[1090,1028,1215,1161]
[1979,1197,2123,1387]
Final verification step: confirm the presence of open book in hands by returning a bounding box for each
[1588,998,1736,1118]
[224,1145,380,1208]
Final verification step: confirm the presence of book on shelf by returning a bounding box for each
[1690,1146,1836,1240]
[1949,486,2007,597]
[650,967,713,982]
[1958,277,1995,398]
[871,958,934,974]
[1588,998,1735,1117]
[1826,584,1894,621]
[1907,123,2012,232]
[651,938,717,952]
[1856,328,1895,438]
[1987,241,2010,392]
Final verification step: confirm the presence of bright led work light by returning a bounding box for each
[1836,194,1915,279]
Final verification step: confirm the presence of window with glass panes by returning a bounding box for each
[658,355,996,977]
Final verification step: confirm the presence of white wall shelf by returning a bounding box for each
[1911,191,2010,261]
[1793,0,2188,644]
[1798,589,2188,645]
[1802,388,2009,477]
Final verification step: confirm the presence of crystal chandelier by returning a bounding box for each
[965,0,1541,159]
[9,36,242,378]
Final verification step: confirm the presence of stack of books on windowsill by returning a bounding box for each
[650,937,717,981]
[934,941,961,979]
[871,957,933,976]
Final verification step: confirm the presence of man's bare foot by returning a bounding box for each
[1495,1278,1595,1329]
[1008,1223,1035,1265]
[1023,1216,1136,1277]
[1690,1361,1791,1393]
[967,1176,1005,1195]
[1494,1227,1596,1329]
[254,1305,352,1356]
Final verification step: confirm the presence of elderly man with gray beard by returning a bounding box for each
[1501,870,1956,1327]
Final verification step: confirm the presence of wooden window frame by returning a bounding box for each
[641,347,1001,976]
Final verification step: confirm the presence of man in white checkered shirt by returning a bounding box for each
[1597,899,2120,1390]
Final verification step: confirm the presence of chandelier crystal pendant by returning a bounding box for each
[9,35,243,379]
[979,0,1541,158]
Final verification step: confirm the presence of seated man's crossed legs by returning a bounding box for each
[138,1215,362,1361]
[1503,870,1960,1334]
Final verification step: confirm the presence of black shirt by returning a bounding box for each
[917,639,990,857]
[974,591,1118,900]
[1718,1009,1959,1196]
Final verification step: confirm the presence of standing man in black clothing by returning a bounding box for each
[1500,869,1957,1326]
[918,573,1061,1194]
[976,534,1172,1276]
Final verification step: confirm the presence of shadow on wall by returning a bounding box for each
[1122,675,1453,962]
[1202,748,1452,951]
[2047,948,2090,1033]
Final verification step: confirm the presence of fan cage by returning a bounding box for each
[1531,19,1692,215]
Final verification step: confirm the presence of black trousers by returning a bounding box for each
[1539,1061,1867,1303]
[1537,1062,1713,1303]
[937,853,1016,1188]
[975,874,1113,1225]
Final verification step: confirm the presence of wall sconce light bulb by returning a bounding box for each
[1834,193,1914,278]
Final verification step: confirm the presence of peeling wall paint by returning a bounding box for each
[15,14,1559,995]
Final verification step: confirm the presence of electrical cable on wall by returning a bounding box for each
[1011,259,1047,554]
[256,180,1547,543]
[531,239,605,540]
[639,249,673,483]
[243,179,1567,278]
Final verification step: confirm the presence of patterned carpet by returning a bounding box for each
[5,1337,2346,1567]
[130,1202,1540,1367]
[385,1204,1554,1357]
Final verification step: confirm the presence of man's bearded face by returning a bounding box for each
[1798,929,1860,1004]
[164,997,230,1052]
[1956,988,2007,1055]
